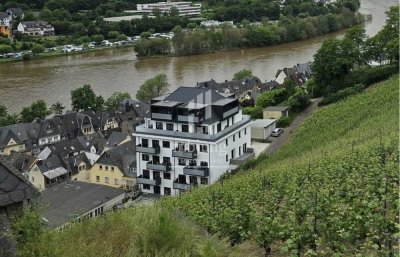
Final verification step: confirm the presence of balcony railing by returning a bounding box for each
[135,115,252,142]
[173,179,193,191]
[177,115,200,123]
[137,175,161,186]
[136,144,160,154]
[183,166,209,177]
[146,161,171,172]
[222,106,239,119]
[151,113,172,120]
[230,148,255,165]
[172,149,197,159]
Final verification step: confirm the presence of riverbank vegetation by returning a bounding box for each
[135,7,363,57]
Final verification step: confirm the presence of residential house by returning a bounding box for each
[263,106,290,119]
[28,155,69,191]
[250,119,276,140]
[134,87,253,196]
[274,62,312,86]
[17,21,55,36]
[41,181,126,229]
[117,99,150,135]
[37,119,62,146]
[89,141,136,190]
[0,157,37,257]
[0,123,38,155]
[4,151,36,176]
[0,12,11,27]
[0,25,11,38]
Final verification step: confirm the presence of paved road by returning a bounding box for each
[263,98,322,156]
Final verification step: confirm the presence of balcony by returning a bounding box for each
[173,179,193,191]
[183,166,209,177]
[223,106,239,119]
[151,113,172,120]
[230,148,255,165]
[137,175,161,186]
[177,115,200,123]
[136,144,160,154]
[172,149,197,159]
[146,161,171,172]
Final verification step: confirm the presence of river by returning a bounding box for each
[0,0,396,113]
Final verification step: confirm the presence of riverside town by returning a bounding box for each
[0,0,398,256]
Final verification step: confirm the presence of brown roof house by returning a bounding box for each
[0,157,38,257]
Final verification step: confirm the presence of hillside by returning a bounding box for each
[164,75,399,256]
[14,76,399,257]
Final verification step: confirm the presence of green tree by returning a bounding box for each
[71,84,103,112]
[0,45,14,54]
[20,100,51,123]
[116,34,128,41]
[107,31,120,39]
[31,44,45,54]
[140,32,151,39]
[91,34,104,43]
[233,69,255,81]
[51,101,65,116]
[105,92,131,111]
[136,74,169,101]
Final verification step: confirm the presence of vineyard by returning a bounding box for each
[164,76,399,256]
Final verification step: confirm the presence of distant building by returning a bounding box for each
[40,181,127,229]
[137,1,201,17]
[0,25,12,37]
[103,15,144,23]
[0,12,11,27]
[200,20,234,27]
[17,21,55,36]
[274,62,312,86]
[263,106,290,120]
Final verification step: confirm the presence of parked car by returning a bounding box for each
[271,128,284,137]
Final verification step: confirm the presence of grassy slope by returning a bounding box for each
[18,76,398,257]
[164,76,399,255]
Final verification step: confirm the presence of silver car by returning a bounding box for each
[271,128,284,137]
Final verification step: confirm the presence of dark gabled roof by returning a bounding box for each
[0,12,9,20]
[163,87,224,104]
[41,181,126,228]
[7,8,24,16]
[64,153,91,174]
[38,119,61,138]
[95,141,135,176]
[197,79,219,89]
[105,131,128,148]
[47,139,85,158]
[0,156,38,207]
[0,123,33,148]
[76,132,107,154]
[36,155,65,173]
[21,21,51,27]
[5,152,36,173]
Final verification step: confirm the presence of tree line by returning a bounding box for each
[134,8,363,57]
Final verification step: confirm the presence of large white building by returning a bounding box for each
[134,87,253,196]
[137,1,201,17]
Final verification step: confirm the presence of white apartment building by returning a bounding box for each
[134,87,253,196]
[136,1,201,17]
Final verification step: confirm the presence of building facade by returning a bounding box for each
[134,87,252,196]
[137,1,201,17]
[17,21,55,36]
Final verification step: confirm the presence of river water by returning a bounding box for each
[0,0,396,113]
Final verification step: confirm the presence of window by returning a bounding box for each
[143,169,150,179]
[200,145,207,152]
[142,154,149,161]
[105,166,109,171]
[200,161,208,167]
[163,157,170,164]
[189,144,196,151]
[152,140,159,147]
[178,158,186,166]
[156,122,163,129]
[245,128,247,135]
[163,141,170,148]
[99,165,103,170]
[226,139,228,146]
[111,167,114,172]
[96,176,100,182]
[31,176,34,182]
[142,138,149,147]
[226,154,228,162]
[166,123,173,131]
[114,178,119,185]
[143,184,150,190]
[233,135,236,142]
[182,124,189,132]
[164,187,171,195]
[227,118,230,127]
[239,131,241,138]
[217,123,221,132]
[164,172,171,180]
[105,177,109,184]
